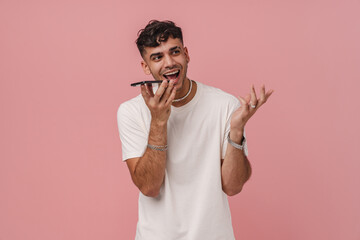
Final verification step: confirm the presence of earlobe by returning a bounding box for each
[141,60,151,75]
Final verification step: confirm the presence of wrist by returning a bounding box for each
[229,128,244,143]
[227,132,246,150]
[151,119,167,128]
[149,120,168,146]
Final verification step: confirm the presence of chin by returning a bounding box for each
[175,77,185,90]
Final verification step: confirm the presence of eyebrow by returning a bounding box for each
[169,46,181,51]
[149,46,181,59]
[150,52,161,59]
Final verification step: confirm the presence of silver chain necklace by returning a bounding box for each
[172,79,193,103]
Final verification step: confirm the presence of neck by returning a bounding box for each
[172,78,197,107]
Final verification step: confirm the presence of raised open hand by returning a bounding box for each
[230,84,274,134]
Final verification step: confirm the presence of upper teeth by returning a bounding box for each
[164,70,179,75]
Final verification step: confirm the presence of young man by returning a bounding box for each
[117,20,273,240]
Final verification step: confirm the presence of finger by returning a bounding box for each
[250,84,258,108]
[244,93,251,103]
[165,86,178,106]
[160,80,175,103]
[145,83,155,98]
[237,96,249,111]
[265,89,274,101]
[258,84,266,105]
[153,80,168,102]
[140,84,150,102]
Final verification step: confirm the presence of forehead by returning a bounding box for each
[143,37,183,56]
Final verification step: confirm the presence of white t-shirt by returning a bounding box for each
[117,81,248,240]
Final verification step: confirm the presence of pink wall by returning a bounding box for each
[1,0,359,239]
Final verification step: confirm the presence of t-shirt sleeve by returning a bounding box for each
[221,97,249,159]
[117,102,148,161]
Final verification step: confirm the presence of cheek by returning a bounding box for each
[181,61,188,72]
[148,65,160,75]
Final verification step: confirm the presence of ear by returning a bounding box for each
[184,46,190,63]
[141,60,151,75]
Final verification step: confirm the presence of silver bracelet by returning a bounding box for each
[227,132,245,150]
[147,144,168,151]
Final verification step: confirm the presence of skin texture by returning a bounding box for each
[141,37,190,102]
[126,37,273,197]
[221,84,273,195]
[126,80,176,197]
[126,38,192,197]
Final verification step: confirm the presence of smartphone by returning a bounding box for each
[130,80,168,87]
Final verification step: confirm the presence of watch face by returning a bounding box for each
[228,133,245,150]
[241,136,245,145]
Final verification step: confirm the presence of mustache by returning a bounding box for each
[161,65,181,74]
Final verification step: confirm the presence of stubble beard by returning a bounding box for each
[176,65,189,95]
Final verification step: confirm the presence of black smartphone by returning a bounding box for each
[130,80,168,87]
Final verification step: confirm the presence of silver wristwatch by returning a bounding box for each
[227,132,246,150]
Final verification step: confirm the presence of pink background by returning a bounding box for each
[1,0,359,239]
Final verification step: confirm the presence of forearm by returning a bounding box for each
[221,130,252,196]
[132,120,167,197]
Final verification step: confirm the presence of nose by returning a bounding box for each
[163,54,176,68]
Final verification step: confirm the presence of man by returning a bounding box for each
[117,20,273,240]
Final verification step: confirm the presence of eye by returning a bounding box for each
[152,55,162,61]
[172,50,180,55]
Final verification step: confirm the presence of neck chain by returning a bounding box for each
[172,79,193,103]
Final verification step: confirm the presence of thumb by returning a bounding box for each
[244,93,251,103]
[237,96,249,109]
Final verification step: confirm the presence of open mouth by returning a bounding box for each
[163,70,180,81]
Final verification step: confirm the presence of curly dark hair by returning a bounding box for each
[136,20,183,57]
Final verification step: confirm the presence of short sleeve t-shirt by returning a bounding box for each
[117,81,248,240]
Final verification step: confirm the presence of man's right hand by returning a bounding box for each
[127,80,176,197]
[141,80,177,125]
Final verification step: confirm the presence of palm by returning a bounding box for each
[230,84,274,130]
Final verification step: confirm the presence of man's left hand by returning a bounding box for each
[230,84,274,135]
